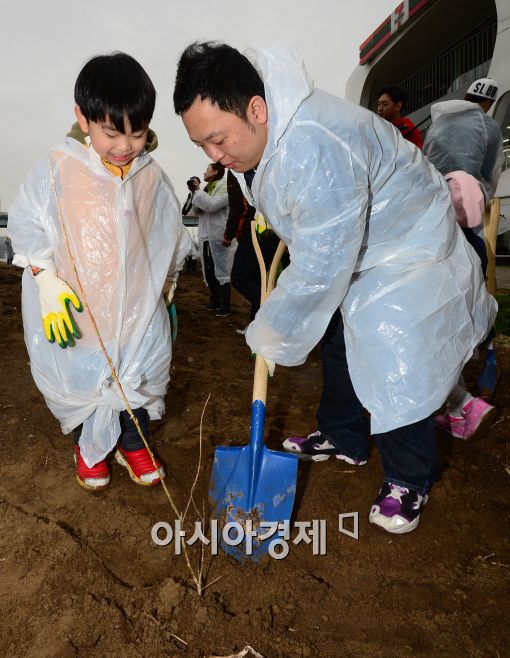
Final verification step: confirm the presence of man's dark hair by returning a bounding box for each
[377,84,409,111]
[173,41,265,119]
[75,52,156,133]
[209,162,225,180]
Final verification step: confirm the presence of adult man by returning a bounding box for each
[423,77,504,433]
[173,42,496,534]
[192,162,234,316]
[377,84,423,149]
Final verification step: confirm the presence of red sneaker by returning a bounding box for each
[115,447,165,486]
[73,445,111,491]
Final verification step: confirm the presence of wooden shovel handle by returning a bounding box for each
[251,221,285,302]
[251,221,285,403]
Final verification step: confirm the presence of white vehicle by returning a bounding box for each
[346,0,510,250]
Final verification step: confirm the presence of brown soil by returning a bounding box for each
[0,262,509,658]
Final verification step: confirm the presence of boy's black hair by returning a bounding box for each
[173,41,265,119]
[75,52,156,133]
[377,84,408,111]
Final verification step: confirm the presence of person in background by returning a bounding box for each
[223,170,283,333]
[182,176,201,274]
[377,84,423,149]
[182,175,201,215]
[192,162,235,316]
[423,77,504,437]
[4,236,14,264]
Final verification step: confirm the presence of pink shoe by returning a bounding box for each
[462,397,496,440]
[435,412,465,439]
[436,398,496,441]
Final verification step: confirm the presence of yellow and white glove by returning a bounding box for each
[35,270,82,348]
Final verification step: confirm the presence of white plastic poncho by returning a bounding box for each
[192,177,237,284]
[237,44,497,434]
[9,138,193,466]
[423,99,504,201]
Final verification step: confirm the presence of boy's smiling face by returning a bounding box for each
[74,105,148,166]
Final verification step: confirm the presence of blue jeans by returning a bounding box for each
[317,310,438,494]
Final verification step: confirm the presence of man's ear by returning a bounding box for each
[248,96,268,125]
[74,105,89,133]
[395,101,403,116]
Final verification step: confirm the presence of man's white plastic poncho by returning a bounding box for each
[237,44,497,434]
[192,177,236,284]
[9,138,192,466]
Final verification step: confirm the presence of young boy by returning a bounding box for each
[9,52,192,491]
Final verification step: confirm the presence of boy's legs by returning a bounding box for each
[74,408,164,488]
[73,424,111,491]
[115,408,165,486]
[73,407,149,451]
[119,407,149,451]
[284,309,369,463]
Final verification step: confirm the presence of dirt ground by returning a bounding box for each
[0,261,509,658]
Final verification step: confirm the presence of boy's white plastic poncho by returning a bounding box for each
[238,44,497,434]
[9,139,192,466]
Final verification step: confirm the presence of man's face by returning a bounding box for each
[377,94,402,122]
[181,96,268,173]
[75,105,148,166]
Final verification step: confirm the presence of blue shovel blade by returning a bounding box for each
[209,443,298,561]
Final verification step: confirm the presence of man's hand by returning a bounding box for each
[222,238,232,247]
[35,270,82,348]
[264,357,275,377]
[252,351,276,377]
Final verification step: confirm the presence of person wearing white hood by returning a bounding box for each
[173,42,496,535]
[423,78,504,437]
[9,53,193,492]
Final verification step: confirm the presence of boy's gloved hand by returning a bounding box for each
[164,280,177,306]
[35,270,82,348]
